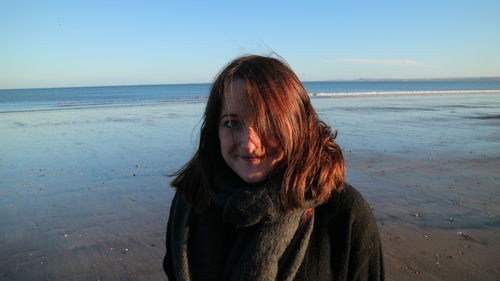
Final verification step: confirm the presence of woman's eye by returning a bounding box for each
[223,120,239,128]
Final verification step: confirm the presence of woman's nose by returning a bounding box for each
[241,126,261,153]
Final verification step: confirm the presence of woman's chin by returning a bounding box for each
[237,172,266,184]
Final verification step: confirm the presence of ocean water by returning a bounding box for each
[1,81,500,113]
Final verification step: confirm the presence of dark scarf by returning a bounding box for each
[169,168,319,281]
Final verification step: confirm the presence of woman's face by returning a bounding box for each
[218,79,282,183]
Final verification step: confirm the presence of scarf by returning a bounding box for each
[169,167,319,281]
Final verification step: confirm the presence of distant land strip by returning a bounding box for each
[322,77,500,82]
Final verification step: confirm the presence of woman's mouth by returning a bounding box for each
[241,155,264,163]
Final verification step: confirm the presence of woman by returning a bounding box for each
[163,55,384,281]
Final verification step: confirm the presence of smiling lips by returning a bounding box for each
[241,155,264,163]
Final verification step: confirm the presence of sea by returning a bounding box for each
[1,80,500,113]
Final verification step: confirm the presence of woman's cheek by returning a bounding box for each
[219,130,235,156]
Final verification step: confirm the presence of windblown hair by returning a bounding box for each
[171,55,345,211]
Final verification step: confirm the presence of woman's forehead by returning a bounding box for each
[221,78,252,115]
[223,78,247,100]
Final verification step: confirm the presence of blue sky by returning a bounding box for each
[1,0,499,89]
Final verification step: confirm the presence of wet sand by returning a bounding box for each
[1,93,499,280]
[315,93,500,281]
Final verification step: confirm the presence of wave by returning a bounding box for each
[308,89,500,97]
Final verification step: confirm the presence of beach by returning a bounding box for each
[1,93,499,280]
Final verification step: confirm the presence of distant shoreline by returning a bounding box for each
[323,77,500,82]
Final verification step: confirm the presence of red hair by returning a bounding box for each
[171,55,345,210]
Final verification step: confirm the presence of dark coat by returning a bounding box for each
[163,184,384,281]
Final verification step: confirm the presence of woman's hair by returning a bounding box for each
[171,55,345,210]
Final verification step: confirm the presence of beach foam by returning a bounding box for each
[309,89,500,97]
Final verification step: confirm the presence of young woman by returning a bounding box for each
[163,55,384,281]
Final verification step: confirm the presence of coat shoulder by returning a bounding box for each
[319,183,374,221]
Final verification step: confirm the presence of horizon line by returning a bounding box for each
[2,76,500,91]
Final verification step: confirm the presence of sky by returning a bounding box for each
[1,0,499,89]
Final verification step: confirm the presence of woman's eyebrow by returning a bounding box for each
[220,113,238,119]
